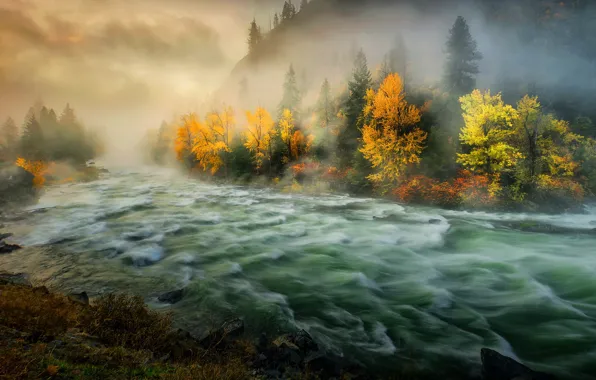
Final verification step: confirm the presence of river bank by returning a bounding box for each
[0,270,559,380]
[1,166,595,379]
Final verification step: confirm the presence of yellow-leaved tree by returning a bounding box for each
[194,112,230,175]
[174,113,200,174]
[279,108,296,162]
[512,95,583,200]
[244,107,275,174]
[457,90,520,195]
[359,73,426,187]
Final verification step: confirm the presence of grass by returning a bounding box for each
[0,283,254,379]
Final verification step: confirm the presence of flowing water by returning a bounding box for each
[2,166,596,379]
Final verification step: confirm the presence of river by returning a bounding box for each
[1,166,596,379]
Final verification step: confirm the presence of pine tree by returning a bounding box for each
[381,34,408,86]
[300,0,308,11]
[278,64,301,119]
[337,49,372,167]
[281,1,296,21]
[443,16,482,96]
[0,117,18,161]
[273,13,280,28]
[247,18,262,54]
[20,111,45,161]
[317,78,332,128]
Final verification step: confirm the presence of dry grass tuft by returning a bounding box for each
[0,284,85,339]
[84,293,173,352]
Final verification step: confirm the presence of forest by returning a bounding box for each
[0,102,104,187]
[144,0,596,213]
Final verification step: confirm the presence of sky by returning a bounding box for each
[0,0,285,155]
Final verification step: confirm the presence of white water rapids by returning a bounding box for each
[1,166,596,379]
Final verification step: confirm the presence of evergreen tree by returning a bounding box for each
[247,18,263,54]
[381,34,408,86]
[281,1,296,21]
[337,49,372,167]
[317,78,332,129]
[273,13,280,28]
[278,64,301,118]
[300,0,308,11]
[443,16,482,96]
[0,117,18,161]
[20,111,45,161]
[154,121,171,164]
[59,103,78,128]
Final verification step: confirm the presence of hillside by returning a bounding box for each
[213,0,596,121]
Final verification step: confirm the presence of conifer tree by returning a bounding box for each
[20,111,45,161]
[273,13,280,28]
[337,49,372,167]
[247,18,263,54]
[281,1,296,21]
[278,64,301,119]
[443,16,482,96]
[0,117,18,161]
[317,78,332,129]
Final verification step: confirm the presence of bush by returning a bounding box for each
[84,293,173,352]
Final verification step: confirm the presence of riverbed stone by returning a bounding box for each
[0,240,22,254]
[199,318,245,348]
[0,272,32,287]
[481,348,557,380]
[69,291,90,305]
[0,232,13,240]
[158,288,185,304]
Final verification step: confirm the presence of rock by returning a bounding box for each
[428,218,442,224]
[481,348,557,380]
[69,291,90,305]
[200,318,245,348]
[0,240,22,254]
[33,286,50,295]
[0,272,31,286]
[158,288,185,304]
[274,330,319,354]
[0,232,13,240]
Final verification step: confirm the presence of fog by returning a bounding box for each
[1,0,594,161]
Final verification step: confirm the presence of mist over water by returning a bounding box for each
[2,166,596,379]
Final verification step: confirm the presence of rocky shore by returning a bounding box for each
[0,269,559,380]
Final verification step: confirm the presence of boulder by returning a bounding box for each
[69,291,90,305]
[0,232,13,240]
[0,272,32,287]
[0,240,22,254]
[158,288,185,304]
[481,348,557,380]
[199,318,245,348]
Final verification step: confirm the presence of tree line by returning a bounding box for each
[0,102,103,184]
[146,15,596,212]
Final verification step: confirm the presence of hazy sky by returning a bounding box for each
[0,0,286,121]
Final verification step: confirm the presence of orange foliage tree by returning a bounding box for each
[174,113,200,173]
[359,73,427,189]
[15,157,53,188]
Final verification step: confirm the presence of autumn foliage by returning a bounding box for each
[15,157,53,188]
[360,73,427,187]
[393,170,493,208]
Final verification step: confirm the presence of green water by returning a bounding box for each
[1,166,595,379]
